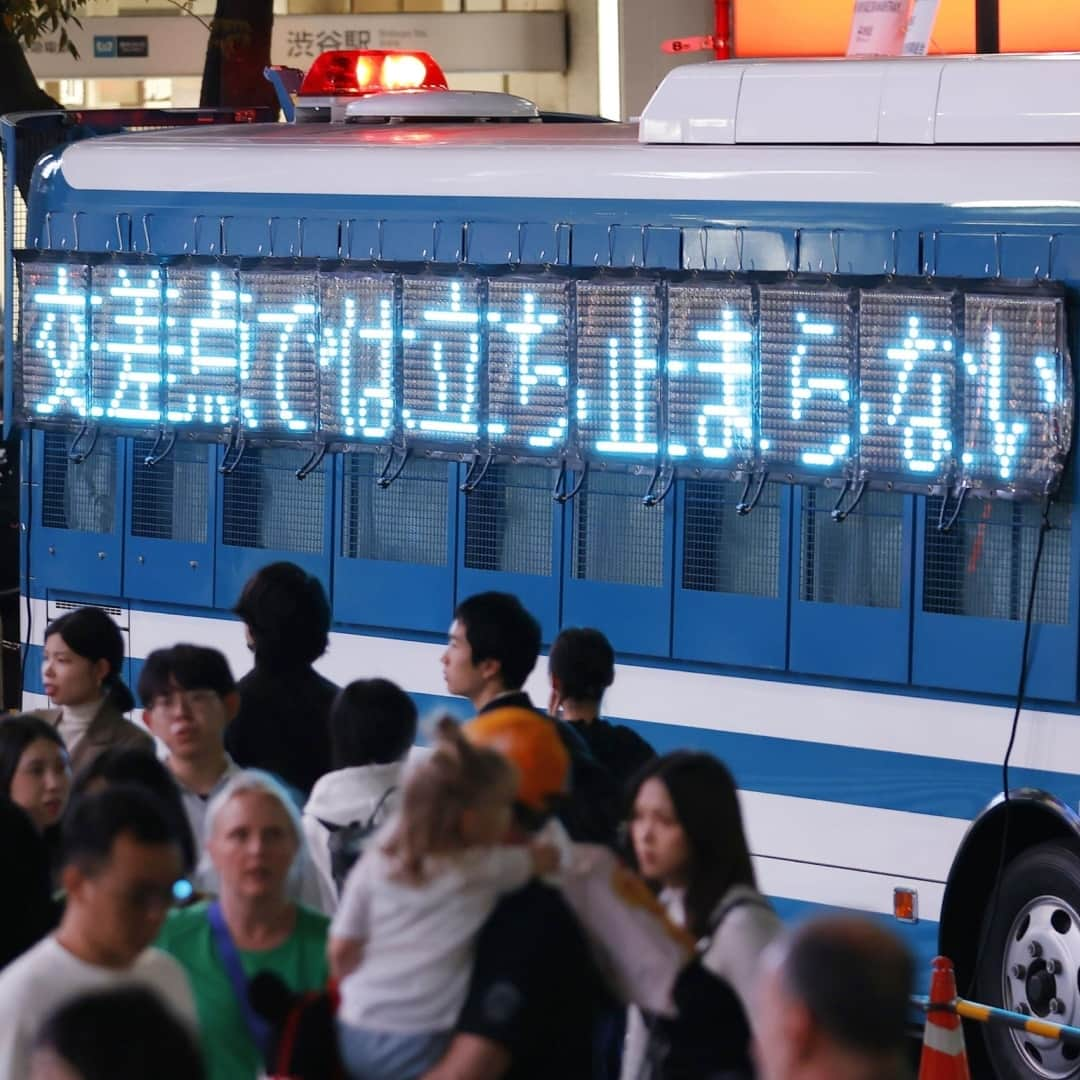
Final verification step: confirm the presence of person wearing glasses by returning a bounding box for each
[0,786,196,1080]
[137,645,242,891]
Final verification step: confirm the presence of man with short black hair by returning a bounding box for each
[442,592,619,845]
[138,644,241,876]
[442,592,542,713]
[753,915,914,1080]
[0,787,196,1080]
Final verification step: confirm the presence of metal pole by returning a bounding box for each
[974,0,999,53]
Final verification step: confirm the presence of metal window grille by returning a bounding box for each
[131,441,209,543]
[41,433,116,534]
[341,454,448,566]
[800,487,903,608]
[923,496,1071,625]
[464,464,553,576]
[682,480,780,598]
[572,471,664,587]
[221,448,325,554]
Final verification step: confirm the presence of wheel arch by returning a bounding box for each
[939,788,1080,990]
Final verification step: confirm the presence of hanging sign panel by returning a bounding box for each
[14,255,1072,498]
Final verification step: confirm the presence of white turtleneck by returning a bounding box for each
[55,697,106,756]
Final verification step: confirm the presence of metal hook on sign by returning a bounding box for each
[44,212,53,249]
[295,217,305,259]
[552,460,588,504]
[460,221,470,266]
[514,222,525,267]
[71,212,81,251]
[992,233,1002,280]
[371,219,385,263]
[925,230,940,278]
[735,227,745,273]
[735,470,768,516]
[831,229,841,275]
[425,220,441,263]
[1046,234,1057,281]
[460,448,495,494]
[375,444,411,489]
[936,484,969,533]
[66,422,99,464]
[642,462,674,507]
[640,225,649,269]
[143,429,176,467]
[113,213,127,253]
[831,478,867,523]
[295,440,327,480]
[219,425,247,475]
[337,220,345,260]
[266,217,276,258]
[142,214,154,255]
[699,228,709,271]
[554,222,570,267]
[789,228,800,274]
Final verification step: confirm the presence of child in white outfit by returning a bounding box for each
[329,716,558,1080]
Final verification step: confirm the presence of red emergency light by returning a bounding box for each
[298,50,449,97]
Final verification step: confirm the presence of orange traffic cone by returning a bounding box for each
[918,956,972,1080]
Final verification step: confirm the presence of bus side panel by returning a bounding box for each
[561,469,675,657]
[212,444,333,610]
[28,430,124,598]
[789,486,914,683]
[334,454,458,635]
[456,463,564,644]
[123,438,217,609]
[672,478,790,670]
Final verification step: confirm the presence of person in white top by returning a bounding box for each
[329,716,558,1080]
[302,679,418,914]
[0,785,197,1080]
[621,751,783,1080]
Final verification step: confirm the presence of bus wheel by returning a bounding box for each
[975,841,1080,1079]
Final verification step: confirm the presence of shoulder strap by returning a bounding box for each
[700,893,770,953]
[207,901,274,1062]
[317,818,341,834]
[366,785,396,828]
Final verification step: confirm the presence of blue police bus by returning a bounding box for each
[5,48,1080,1079]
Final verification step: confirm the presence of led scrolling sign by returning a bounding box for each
[15,256,1072,497]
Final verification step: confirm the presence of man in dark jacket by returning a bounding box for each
[548,627,655,794]
[441,591,620,846]
[225,562,337,797]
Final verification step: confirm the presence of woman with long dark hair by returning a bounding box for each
[38,607,152,772]
[621,752,782,1080]
[0,715,71,837]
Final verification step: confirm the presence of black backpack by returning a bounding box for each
[320,786,396,893]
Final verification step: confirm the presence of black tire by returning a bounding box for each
[974,840,1080,1080]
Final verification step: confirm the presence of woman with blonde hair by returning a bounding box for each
[156,770,329,1080]
[329,716,559,1080]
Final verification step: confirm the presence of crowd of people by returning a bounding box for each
[0,562,916,1080]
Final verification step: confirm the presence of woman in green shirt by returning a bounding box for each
[157,769,329,1080]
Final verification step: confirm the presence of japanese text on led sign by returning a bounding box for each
[16,258,1071,496]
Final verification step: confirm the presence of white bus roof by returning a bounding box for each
[639,53,1080,146]
[51,53,1080,208]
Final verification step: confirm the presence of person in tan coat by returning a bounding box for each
[37,607,152,773]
